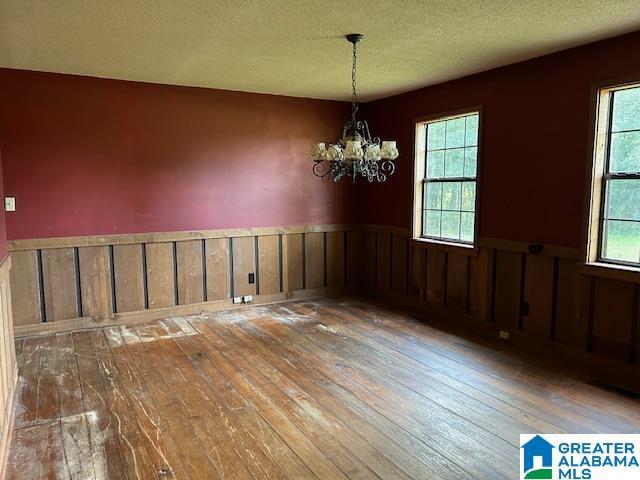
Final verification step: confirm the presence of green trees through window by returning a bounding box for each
[422,112,479,243]
[601,86,640,265]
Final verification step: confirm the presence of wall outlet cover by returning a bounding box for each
[4,197,15,212]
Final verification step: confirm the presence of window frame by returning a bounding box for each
[584,82,640,273]
[412,107,483,252]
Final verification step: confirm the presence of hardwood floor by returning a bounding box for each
[6,298,640,479]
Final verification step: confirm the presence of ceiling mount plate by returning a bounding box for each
[346,33,364,45]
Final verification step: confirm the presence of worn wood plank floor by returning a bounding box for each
[6,298,640,479]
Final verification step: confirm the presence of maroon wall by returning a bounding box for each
[0,149,6,260]
[361,31,640,248]
[0,70,351,240]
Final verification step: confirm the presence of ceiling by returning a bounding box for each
[1,1,640,102]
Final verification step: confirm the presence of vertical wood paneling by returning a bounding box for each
[282,234,303,292]
[634,285,640,365]
[78,246,112,317]
[145,242,175,309]
[326,232,345,288]
[446,253,468,312]
[346,231,365,287]
[176,240,204,305]
[304,232,324,289]
[426,249,445,305]
[469,249,492,321]
[523,255,554,337]
[391,235,408,294]
[205,238,230,301]
[364,232,377,287]
[232,237,256,297]
[0,256,17,472]
[409,247,426,300]
[555,259,583,347]
[258,235,280,295]
[592,277,634,361]
[376,233,391,290]
[9,250,41,326]
[494,250,522,329]
[113,244,145,313]
[41,248,78,321]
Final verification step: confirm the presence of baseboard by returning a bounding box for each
[363,288,640,394]
[15,286,360,337]
[0,369,17,479]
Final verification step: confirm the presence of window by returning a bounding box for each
[414,111,480,244]
[591,85,640,267]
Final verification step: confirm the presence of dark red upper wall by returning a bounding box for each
[0,149,6,260]
[0,70,351,240]
[361,31,640,248]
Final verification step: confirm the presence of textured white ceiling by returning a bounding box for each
[1,1,639,101]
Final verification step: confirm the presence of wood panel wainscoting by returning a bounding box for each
[7,224,640,391]
[8,225,367,337]
[0,255,17,475]
[362,227,640,392]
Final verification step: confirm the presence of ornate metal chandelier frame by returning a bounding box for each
[312,33,399,183]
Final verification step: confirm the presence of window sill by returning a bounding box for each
[410,237,479,256]
[579,262,640,284]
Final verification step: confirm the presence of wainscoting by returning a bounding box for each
[0,255,17,474]
[362,227,640,390]
[7,224,640,389]
[8,225,366,336]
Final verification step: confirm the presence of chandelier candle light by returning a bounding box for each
[312,34,399,182]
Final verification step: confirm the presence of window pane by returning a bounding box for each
[465,114,479,146]
[602,219,640,264]
[427,121,446,150]
[461,181,476,211]
[425,182,442,209]
[421,112,479,244]
[442,182,461,210]
[445,117,465,148]
[612,87,640,132]
[461,212,475,242]
[610,131,640,173]
[464,147,478,177]
[441,211,460,240]
[424,210,441,237]
[444,149,464,177]
[606,179,640,221]
[426,150,445,178]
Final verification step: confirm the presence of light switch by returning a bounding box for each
[4,197,15,212]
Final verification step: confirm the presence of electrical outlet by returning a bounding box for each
[248,273,255,284]
[243,295,253,303]
[232,296,243,304]
[4,197,15,212]
[499,330,510,340]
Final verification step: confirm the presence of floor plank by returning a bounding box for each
[6,297,640,479]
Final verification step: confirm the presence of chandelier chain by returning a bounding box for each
[351,41,358,121]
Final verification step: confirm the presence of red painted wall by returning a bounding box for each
[0,149,6,260]
[0,70,351,240]
[360,31,640,248]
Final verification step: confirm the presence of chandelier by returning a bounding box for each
[312,34,399,183]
